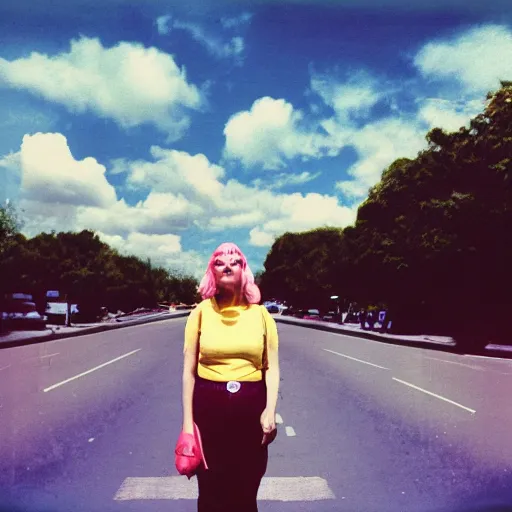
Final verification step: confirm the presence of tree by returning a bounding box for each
[0,202,23,256]
[0,226,200,322]
[261,227,345,311]
[259,82,512,348]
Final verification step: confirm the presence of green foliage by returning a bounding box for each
[260,227,345,310]
[0,227,199,320]
[260,82,512,341]
[0,202,23,256]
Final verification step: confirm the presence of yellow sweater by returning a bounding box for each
[184,298,279,382]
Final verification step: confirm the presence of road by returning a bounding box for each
[1,318,512,512]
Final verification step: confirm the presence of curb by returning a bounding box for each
[273,316,459,354]
[0,311,192,350]
[274,316,512,358]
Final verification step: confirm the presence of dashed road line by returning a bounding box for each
[43,349,141,392]
[39,352,60,359]
[114,476,335,501]
[285,426,296,437]
[0,364,11,372]
[424,356,482,371]
[392,377,476,414]
[275,413,283,424]
[23,352,60,363]
[323,348,389,370]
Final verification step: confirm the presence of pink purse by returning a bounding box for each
[175,423,208,479]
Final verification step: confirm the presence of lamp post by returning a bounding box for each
[330,295,340,316]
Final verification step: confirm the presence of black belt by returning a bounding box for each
[195,376,264,394]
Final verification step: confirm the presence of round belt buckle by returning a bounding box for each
[226,381,241,393]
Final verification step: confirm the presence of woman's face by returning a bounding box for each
[212,254,243,291]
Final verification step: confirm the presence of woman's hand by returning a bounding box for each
[260,408,277,445]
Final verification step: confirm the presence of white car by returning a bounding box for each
[3,301,48,330]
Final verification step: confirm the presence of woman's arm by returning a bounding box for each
[182,307,201,434]
[182,343,198,434]
[264,346,280,414]
[261,308,280,442]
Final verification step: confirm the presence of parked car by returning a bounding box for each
[2,301,47,330]
[321,311,338,322]
[45,302,79,325]
[281,306,295,316]
[302,309,321,320]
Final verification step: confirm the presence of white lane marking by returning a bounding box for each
[23,352,60,363]
[392,377,476,414]
[114,476,335,501]
[425,356,482,370]
[47,316,186,345]
[275,413,283,424]
[285,426,296,437]
[40,352,60,359]
[323,348,389,370]
[0,364,11,372]
[43,349,141,392]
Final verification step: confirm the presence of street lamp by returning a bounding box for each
[330,295,340,318]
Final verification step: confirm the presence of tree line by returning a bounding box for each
[0,211,199,321]
[260,82,512,349]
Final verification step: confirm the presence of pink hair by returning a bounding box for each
[198,242,261,304]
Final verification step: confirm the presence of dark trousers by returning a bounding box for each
[193,377,268,512]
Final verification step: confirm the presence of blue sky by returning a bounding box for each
[0,0,511,277]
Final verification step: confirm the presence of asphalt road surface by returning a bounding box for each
[1,318,512,512]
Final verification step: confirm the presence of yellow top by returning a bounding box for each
[184,298,279,382]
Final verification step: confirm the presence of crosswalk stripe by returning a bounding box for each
[114,476,335,501]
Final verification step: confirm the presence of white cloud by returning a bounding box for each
[221,13,253,29]
[165,19,245,63]
[109,158,132,176]
[19,132,117,208]
[4,132,200,239]
[7,131,356,256]
[79,192,201,237]
[414,24,512,93]
[249,192,356,247]
[335,118,427,200]
[249,228,275,247]
[252,171,321,190]
[16,200,81,237]
[98,231,181,255]
[418,97,483,132]
[223,97,326,169]
[209,211,264,231]
[311,72,382,120]
[156,15,172,35]
[0,152,22,204]
[114,146,355,245]
[96,231,205,278]
[0,37,203,139]
[124,147,226,206]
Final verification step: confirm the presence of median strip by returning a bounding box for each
[392,377,476,414]
[323,349,389,370]
[43,349,141,392]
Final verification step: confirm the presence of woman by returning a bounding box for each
[181,242,280,512]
